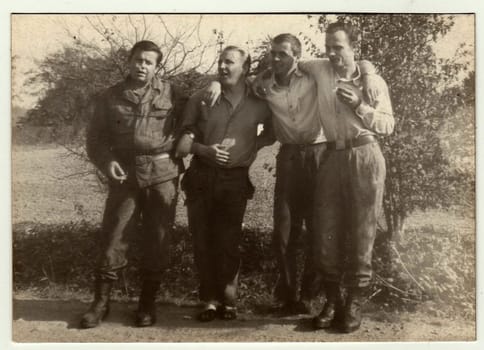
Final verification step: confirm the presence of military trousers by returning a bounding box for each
[182,159,253,306]
[273,143,326,303]
[96,178,178,282]
[313,142,386,287]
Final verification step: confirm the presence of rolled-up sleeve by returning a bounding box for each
[355,75,394,136]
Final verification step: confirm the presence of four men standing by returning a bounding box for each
[83,20,393,334]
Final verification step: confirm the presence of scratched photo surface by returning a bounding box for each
[11,13,475,342]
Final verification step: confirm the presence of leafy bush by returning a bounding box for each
[13,215,474,319]
[371,220,475,319]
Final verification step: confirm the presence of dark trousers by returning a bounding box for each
[183,160,253,306]
[273,143,326,303]
[313,142,386,287]
[97,178,178,282]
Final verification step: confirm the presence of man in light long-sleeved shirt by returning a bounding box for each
[248,34,381,315]
[300,22,394,333]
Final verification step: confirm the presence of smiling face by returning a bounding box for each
[270,41,298,76]
[218,49,248,87]
[325,29,355,71]
[128,49,159,84]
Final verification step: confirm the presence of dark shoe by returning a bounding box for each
[312,282,344,330]
[197,303,217,322]
[342,287,366,333]
[80,280,113,329]
[217,305,237,320]
[135,280,160,327]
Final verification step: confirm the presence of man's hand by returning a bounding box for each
[203,81,222,107]
[336,87,361,109]
[196,143,230,166]
[362,74,381,106]
[251,74,270,98]
[107,160,128,183]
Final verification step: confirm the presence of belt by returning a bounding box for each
[134,147,170,157]
[326,135,377,151]
[193,156,249,173]
[282,141,327,150]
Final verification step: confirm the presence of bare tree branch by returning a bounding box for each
[128,15,139,42]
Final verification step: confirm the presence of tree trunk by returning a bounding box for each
[379,190,407,267]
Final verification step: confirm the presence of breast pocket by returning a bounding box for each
[150,96,173,119]
[148,96,175,139]
[110,105,136,135]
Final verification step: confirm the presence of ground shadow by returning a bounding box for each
[13,299,301,331]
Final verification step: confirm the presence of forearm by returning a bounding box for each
[355,96,394,136]
[191,142,208,158]
[355,105,394,135]
[86,110,114,173]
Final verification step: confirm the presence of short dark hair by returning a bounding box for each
[221,45,252,73]
[272,33,302,58]
[128,40,163,65]
[326,21,360,46]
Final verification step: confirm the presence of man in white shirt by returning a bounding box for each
[302,21,394,333]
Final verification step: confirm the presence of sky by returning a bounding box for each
[11,14,475,108]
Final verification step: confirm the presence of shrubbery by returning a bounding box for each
[13,217,474,319]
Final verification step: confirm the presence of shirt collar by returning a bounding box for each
[270,65,304,88]
[220,80,251,98]
[119,76,159,104]
[334,64,362,86]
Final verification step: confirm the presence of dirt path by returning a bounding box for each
[13,296,475,343]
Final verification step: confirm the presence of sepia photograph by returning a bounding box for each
[7,2,478,348]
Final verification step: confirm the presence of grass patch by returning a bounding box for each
[13,213,475,320]
[12,145,475,319]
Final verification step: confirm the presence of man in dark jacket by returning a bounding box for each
[81,40,185,328]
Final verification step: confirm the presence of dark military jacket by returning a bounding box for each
[86,77,186,188]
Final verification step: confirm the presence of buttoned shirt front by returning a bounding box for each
[182,87,273,168]
[299,59,394,142]
[260,67,325,144]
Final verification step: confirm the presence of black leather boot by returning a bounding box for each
[312,282,344,329]
[135,280,160,327]
[80,279,112,329]
[342,287,366,333]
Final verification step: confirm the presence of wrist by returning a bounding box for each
[191,142,205,156]
[353,98,363,111]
